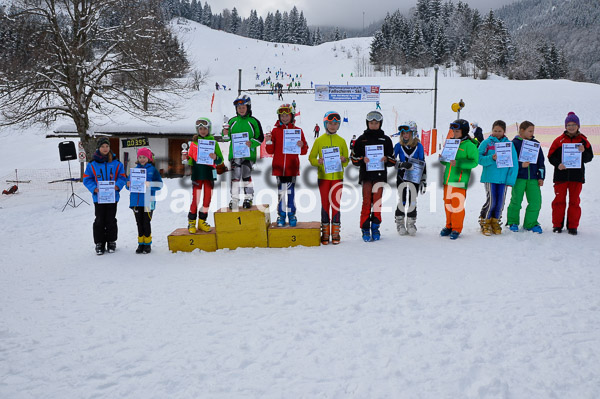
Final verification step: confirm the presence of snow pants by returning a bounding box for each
[480,183,508,221]
[443,185,467,233]
[189,179,213,220]
[552,181,583,229]
[318,179,343,224]
[506,178,542,229]
[93,203,118,244]
[230,159,254,201]
[277,176,297,215]
[360,180,384,229]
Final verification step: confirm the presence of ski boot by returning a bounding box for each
[136,236,144,254]
[107,241,117,253]
[509,224,519,232]
[395,215,407,236]
[406,217,417,236]
[188,219,197,234]
[242,198,253,209]
[287,212,297,227]
[197,219,211,232]
[440,227,452,237]
[331,222,341,245]
[527,225,543,234]
[490,218,502,235]
[95,243,106,255]
[371,223,381,241]
[449,230,460,240]
[481,219,492,236]
[568,228,577,235]
[320,223,330,245]
[229,198,239,210]
[361,228,371,242]
[276,212,286,227]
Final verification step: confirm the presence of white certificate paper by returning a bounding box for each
[98,181,115,204]
[562,143,582,169]
[440,139,460,162]
[404,158,425,184]
[129,168,146,194]
[518,140,541,163]
[365,145,384,171]
[283,129,302,155]
[232,132,250,159]
[495,142,513,168]
[322,147,342,174]
[197,140,215,165]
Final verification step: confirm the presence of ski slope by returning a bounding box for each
[1,19,600,399]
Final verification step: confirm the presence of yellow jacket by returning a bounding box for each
[309,133,349,180]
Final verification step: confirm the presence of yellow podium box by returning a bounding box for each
[214,204,270,250]
[167,228,217,253]
[268,221,321,248]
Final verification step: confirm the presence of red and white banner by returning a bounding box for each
[421,129,431,156]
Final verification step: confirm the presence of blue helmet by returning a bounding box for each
[323,111,341,130]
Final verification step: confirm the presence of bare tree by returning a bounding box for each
[0,0,189,158]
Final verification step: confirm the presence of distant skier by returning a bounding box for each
[313,123,320,138]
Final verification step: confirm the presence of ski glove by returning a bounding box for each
[399,161,413,170]
[419,181,427,194]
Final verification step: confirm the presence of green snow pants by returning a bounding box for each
[506,178,542,229]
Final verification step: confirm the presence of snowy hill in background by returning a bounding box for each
[1,18,600,399]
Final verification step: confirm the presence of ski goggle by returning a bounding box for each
[277,105,293,115]
[195,119,209,128]
[233,98,249,106]
[449,122,461,130]
[324,113,341,122]
[366,111,383,122]
[398,125,411,133]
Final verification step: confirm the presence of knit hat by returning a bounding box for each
[137,147,153,162]
[565,112,580,128]
[96,137,110,149]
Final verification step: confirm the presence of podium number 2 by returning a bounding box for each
[189,239,194,245]
[237,217,242,225]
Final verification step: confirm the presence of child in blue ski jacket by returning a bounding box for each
[126,147,163,254]
[83,137,127,255]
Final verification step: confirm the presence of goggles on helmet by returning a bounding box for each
[449,122,461,130]
[366,111,383,122]
[398,125,411,133]
[233,99,246,106]
[277,105,293,115]
[325,113,341,122]
[196,119,209,128]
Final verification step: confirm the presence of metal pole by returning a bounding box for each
[238,69,242,96]
[433,65,439,129]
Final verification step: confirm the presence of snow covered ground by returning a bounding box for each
[1,20,600,398]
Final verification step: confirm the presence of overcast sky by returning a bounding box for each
[202,0,517,29]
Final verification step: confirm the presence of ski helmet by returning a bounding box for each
[450,119,470,137]
[366,110,383,128]
[233,94,251,116]
[195,117,212,135]
[323,111,341,130]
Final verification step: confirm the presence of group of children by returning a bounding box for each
[82,97,594,254]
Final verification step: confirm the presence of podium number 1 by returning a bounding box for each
[237,217,242,225]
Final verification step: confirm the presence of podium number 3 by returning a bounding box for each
[291,235,297,242]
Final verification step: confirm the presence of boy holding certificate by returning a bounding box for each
[548,112,594,235]
[477,120,518,236]
[439,119,479,240]
[187,117,225,233]
[83,137,127,255]
[126,148,163,253]
[350,110,396,242]
[393,123,427,236]
[308,111,349,245]
[265,104,309,228]
[222,95,264,210]
[506,121,546,233]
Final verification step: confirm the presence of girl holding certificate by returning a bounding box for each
[308,111,349,245]
[265,104,309,228]
[187,117,225,234]
[439,119,479,240]
[83,137,127,255]
[350,110,396,242]
[477,120,518,236]
[506,121,546,233]
[393,123,427,236]
[126,148,163,253]
[548,112,594,235]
